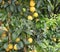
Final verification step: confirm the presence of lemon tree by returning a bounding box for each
[0,0,60,52]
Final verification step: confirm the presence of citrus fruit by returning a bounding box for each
[2,1,5,5]
[8,44,13,50]
[28,38,33,43]
[53,38,56,42]
[30,7,35,13]
[30,1,35,7]
[27,15,33,20]
[2,33,7,38]
[33,12,38,18]
[6,48,9,51]
[16,38,20,42]
[14,44,18,50]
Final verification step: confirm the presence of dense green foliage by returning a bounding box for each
[0,0,60,52]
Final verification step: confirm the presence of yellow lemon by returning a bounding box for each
[53,38,56,42]
[2,33,6,38]
[33,49,37,52]
[30,1,35,7]
[28,15,33,20]
[8,44,13,50]
[16,38,20,42]
[6,48,9,52]
[33,12,38,18]
[30,7,36,13]
[2,1,5,5]
[28,38,33,43]
[14,44,18,50]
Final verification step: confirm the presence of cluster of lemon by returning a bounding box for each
[2,29,33,52]
[28,0,39,21]
[5,38,20,51]
[28,38,37,52]
[1,32,7,39]
[52,37,60,42]
[5,37,33,51]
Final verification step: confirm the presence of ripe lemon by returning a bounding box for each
[16,38,20,42]
[2,33,6,38]
[6,48,9,51]
[30,1,35,7]
[30,7,35,13]
[33,12,38,18]
[8,44,13,50]
[53,38,56,42]
[28,38,33,43]
[27,15,33,20]
[2,1,5,5]
[33,49,37,52]
[14,44,18,50]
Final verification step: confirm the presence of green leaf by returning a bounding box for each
[3,43,8,49]
[23,39,29,45]
[10,5,14,12]
[12,33,18,41]
[2,37,8,42]
[0,13,3,17]
[43,39,49,46]
[18,41,24,49]
[36,22,40,29]
[0,30,4,36]
[40,43,47,48]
